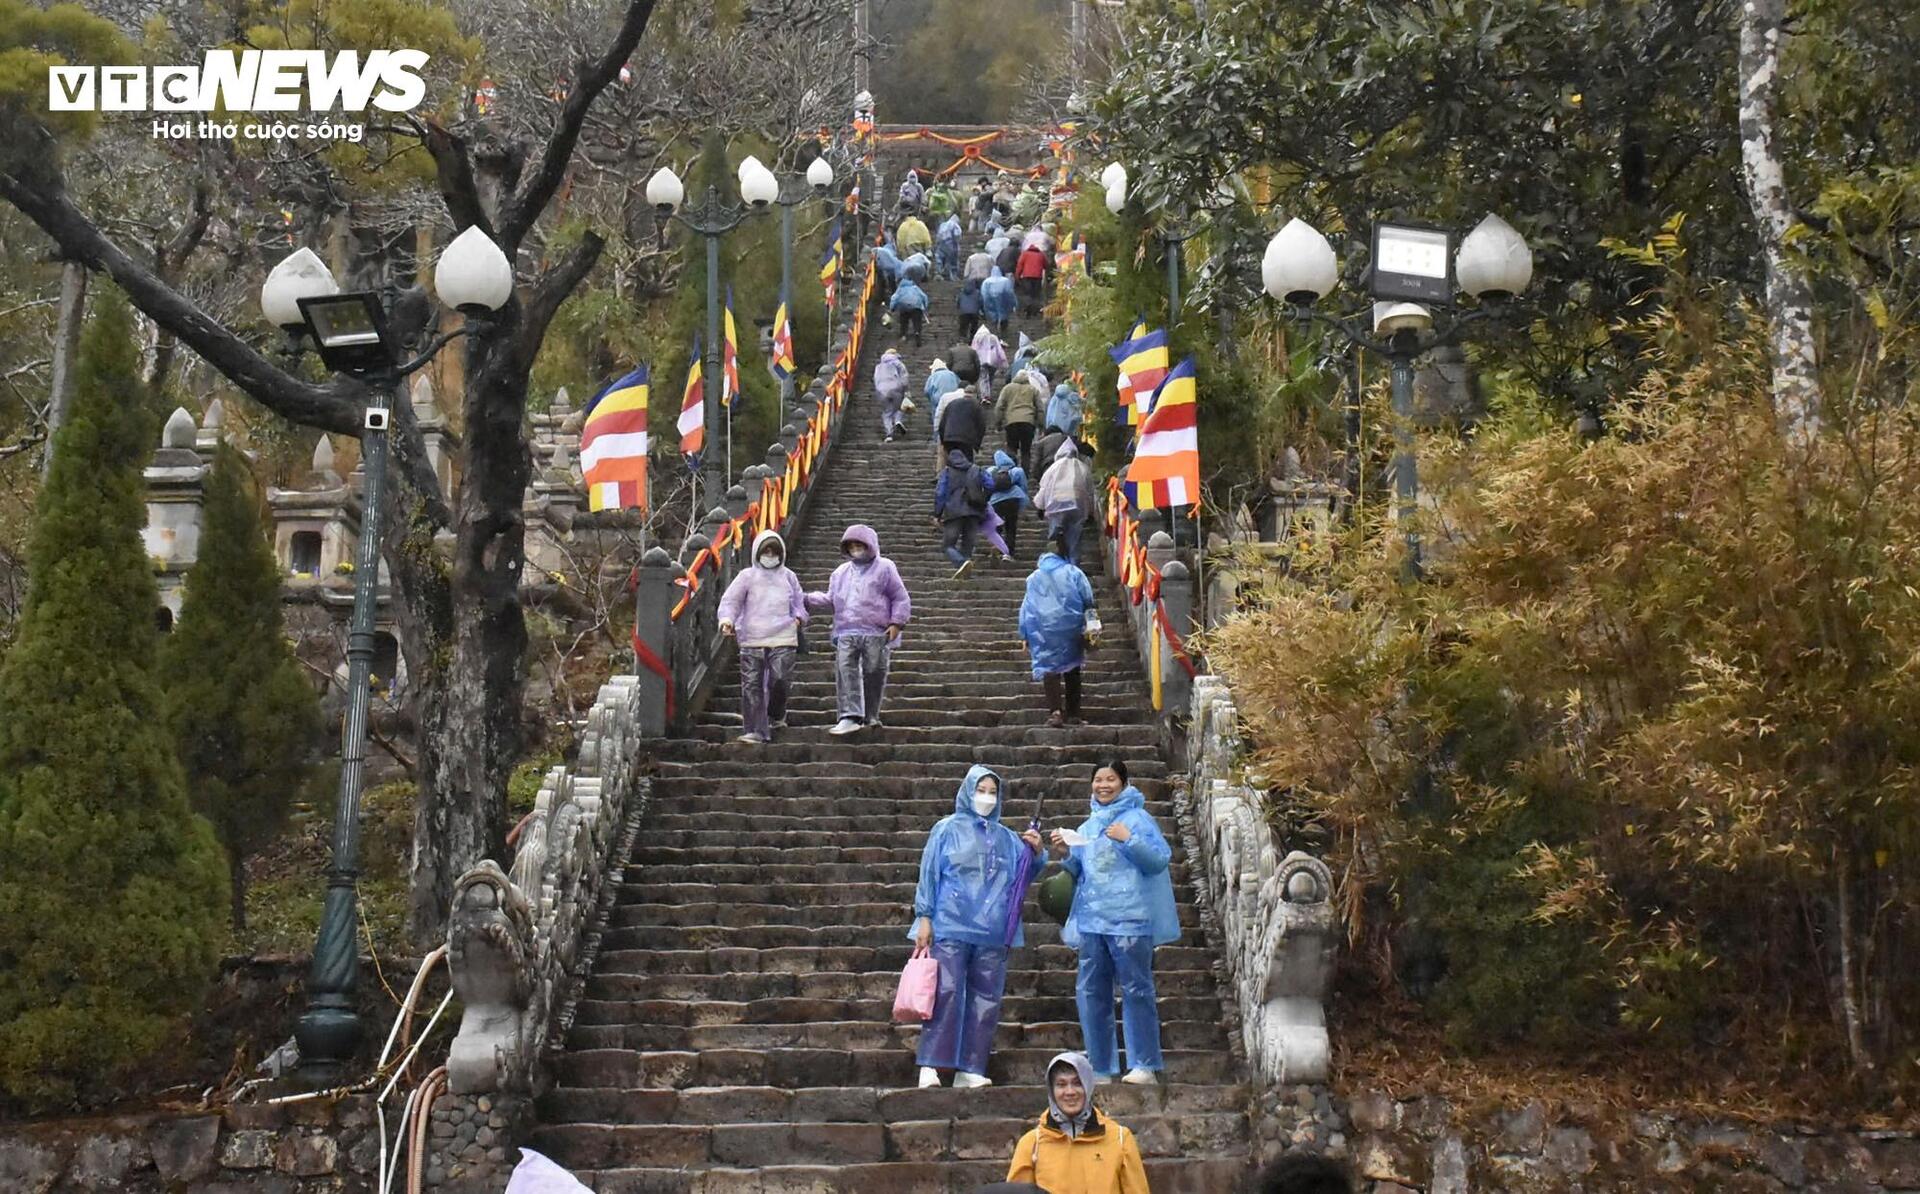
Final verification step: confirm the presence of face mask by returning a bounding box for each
[758,553,781,569]
[971,792,998,817]
[847,547,871,563]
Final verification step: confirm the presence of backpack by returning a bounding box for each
[992,468,1014,493]
[964,467,990,508]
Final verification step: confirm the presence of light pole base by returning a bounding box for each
[295,999,363,1082]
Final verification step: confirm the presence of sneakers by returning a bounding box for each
[864,717,884,729]
[770,718,788,730]
[829,718,864,736]
[735,732,767,744]
[999,554,1014,564]
[952,559,973,580]
[952,1071,993,1089]
[918,1067,942,1089]
[1046,711,1066,729]
[1094,1073,1117,1086]
[1121,1068,1159,1086]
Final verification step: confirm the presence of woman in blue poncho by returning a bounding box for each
[1047,760,1180,1086]
[1018,533,1095,727]
[911,764,1046,1090]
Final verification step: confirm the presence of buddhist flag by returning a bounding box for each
[1055,232,1086,275]
[1112,326,1169,428]
[770,292,796,381]
[581,366,650,513]
[677,339,704,462]
[722,287,741,408]
[1124,356,1200,512]
[820,219,843,310]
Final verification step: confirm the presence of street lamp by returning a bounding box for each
[765,157,835,414]
[1103,160,1208,323]
[649,163,769,492]
[1263,213,1532,574]
[267,225,513,1081]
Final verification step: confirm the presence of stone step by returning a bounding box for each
[552,1046,1236,1091]
[590,943,1218,977]
[529,1109,1247,1168]
[611,863,1192,892]
[698,698,1151,724]
[595,920,1206,954]
[633,795,1178,822]
[569,994,1225,1030]
[581,968,1220,1005]
[650,759,1169,783]
[637,812,1169,837]
[632,826,1140,851]
[571,1156,1249,1194]
[651,742,1165,766]
[564,1017,1230,1055]
[537,1080,1242,1126]
[681,724,1151,748]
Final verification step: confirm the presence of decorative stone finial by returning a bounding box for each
[411,375,437,418]
[200,398,225,431]
[550,386,572,414]
[162,407,196,449]
[312,435,337,476]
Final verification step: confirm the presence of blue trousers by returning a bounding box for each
[1075,932,1163,1076]
[916,940,1009,1075]
[1046,512,1086,564]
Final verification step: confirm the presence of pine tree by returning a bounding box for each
[0,290,228,1108]
[162,445,322,932]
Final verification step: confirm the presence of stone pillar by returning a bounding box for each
[194,398,225,461]
[632,547,677,738]
[778,422,800,458]
[1158,557,1193,717]
[411,376,460,500]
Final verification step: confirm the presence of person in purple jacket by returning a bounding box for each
[717,530,809,744]
[804,524,912,736]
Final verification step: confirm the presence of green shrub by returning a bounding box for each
[0,290,228,1108]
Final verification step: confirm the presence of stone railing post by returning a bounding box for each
[1158,557,1193,716]
[632,547,676,738]
[779,421,800,459]
[1142,530,1175,661]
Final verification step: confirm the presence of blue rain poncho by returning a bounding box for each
[910,765,1040,947]
[1018,551,1094,680]
[890,279,930,313]
[980,268,1016,323]
[986,449,1029,508]
[1045,384,1084,437]
[874,244,903,282]
[1059,786,1180,947]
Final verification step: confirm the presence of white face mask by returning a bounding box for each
[970,792,998,818]
[758,553,781,569]
[847,547,872,563]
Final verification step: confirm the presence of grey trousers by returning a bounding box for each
[738,645,795,739]
[833,633,892,722]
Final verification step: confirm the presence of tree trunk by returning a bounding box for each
[1737,0,1821,440]
[42,260,86,478]
[231,853,248,933]
[402,329,530,945]
[1834,850,1873,1076]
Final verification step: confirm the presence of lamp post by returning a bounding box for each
[650,163,769,493]
[1103,163,1209,326]
[263,225,513,1080]
[1262,213,1533,575]
[769,157,834,410]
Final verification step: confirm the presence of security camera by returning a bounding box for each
[364,407,390,431]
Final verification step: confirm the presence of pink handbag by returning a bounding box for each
[892,946,939,1022]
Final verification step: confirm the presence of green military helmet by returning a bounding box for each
[1036,867,1076,924]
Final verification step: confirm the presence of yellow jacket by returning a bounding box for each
[897,217,933,255]
[1006,1109,1151,1194]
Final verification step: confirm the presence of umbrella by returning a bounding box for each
[1003,779,1044,946]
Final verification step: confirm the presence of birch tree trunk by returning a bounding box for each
[1737,0,1822,440]
[41,260,86,478]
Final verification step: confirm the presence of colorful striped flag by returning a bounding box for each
[770,291,796,381]
[581,366,650,512]
[721,287,741,408]
[1123,356,1199,511]
[1111,326,1169,428]
[677,339,704,463]
[819,219,843,311]
[1054,232,1086,275]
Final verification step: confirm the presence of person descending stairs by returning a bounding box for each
[530,228,1251,1191]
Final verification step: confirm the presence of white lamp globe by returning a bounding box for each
[434,226,515,313]
[738,156,778,207]
[806,156,834,191]
[1099,162,1128,193]
[646,166,685,214]
[1105,183,1126,215]
[1455,213,1533,300]
[1262,218,1339,305]
[261,248,339,329]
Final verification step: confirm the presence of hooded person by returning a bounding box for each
[983,229,1012,260]
[1045,382,1085,439]
[990,370,1044,475]
[936,213,965,279]
[1032,439,1097,562]
[1022,223,1056,253]
[984,448,1029,560]
[1005,1051,1150,1193]
[970,178,996,232]
[1048,762,1180,1086]
[716,530,809,743]
[1018,534,1095,726]
[972,324,1010,394]
[902,251,933,283]
[897,213,933,256]
[934,448,991,579]
[872,239,903,304]
[898,170,925,213]
[995,235,1022,279]
[958,276,985,340]
[910,764,1046,1089]
[927,179,957,221]
[874,348,911,440]
[980,267,1017,334]
[1014,244,1050,316]
[803,525,911,735]
[889,276,931,346]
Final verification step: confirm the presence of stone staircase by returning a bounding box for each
[531,252,1252,1191]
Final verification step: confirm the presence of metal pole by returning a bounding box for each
[704,216,723,495]
[1166,237,1182,328]
[296,382,390,1078]
[781,201,795,411]
[1388,338,1420,575]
